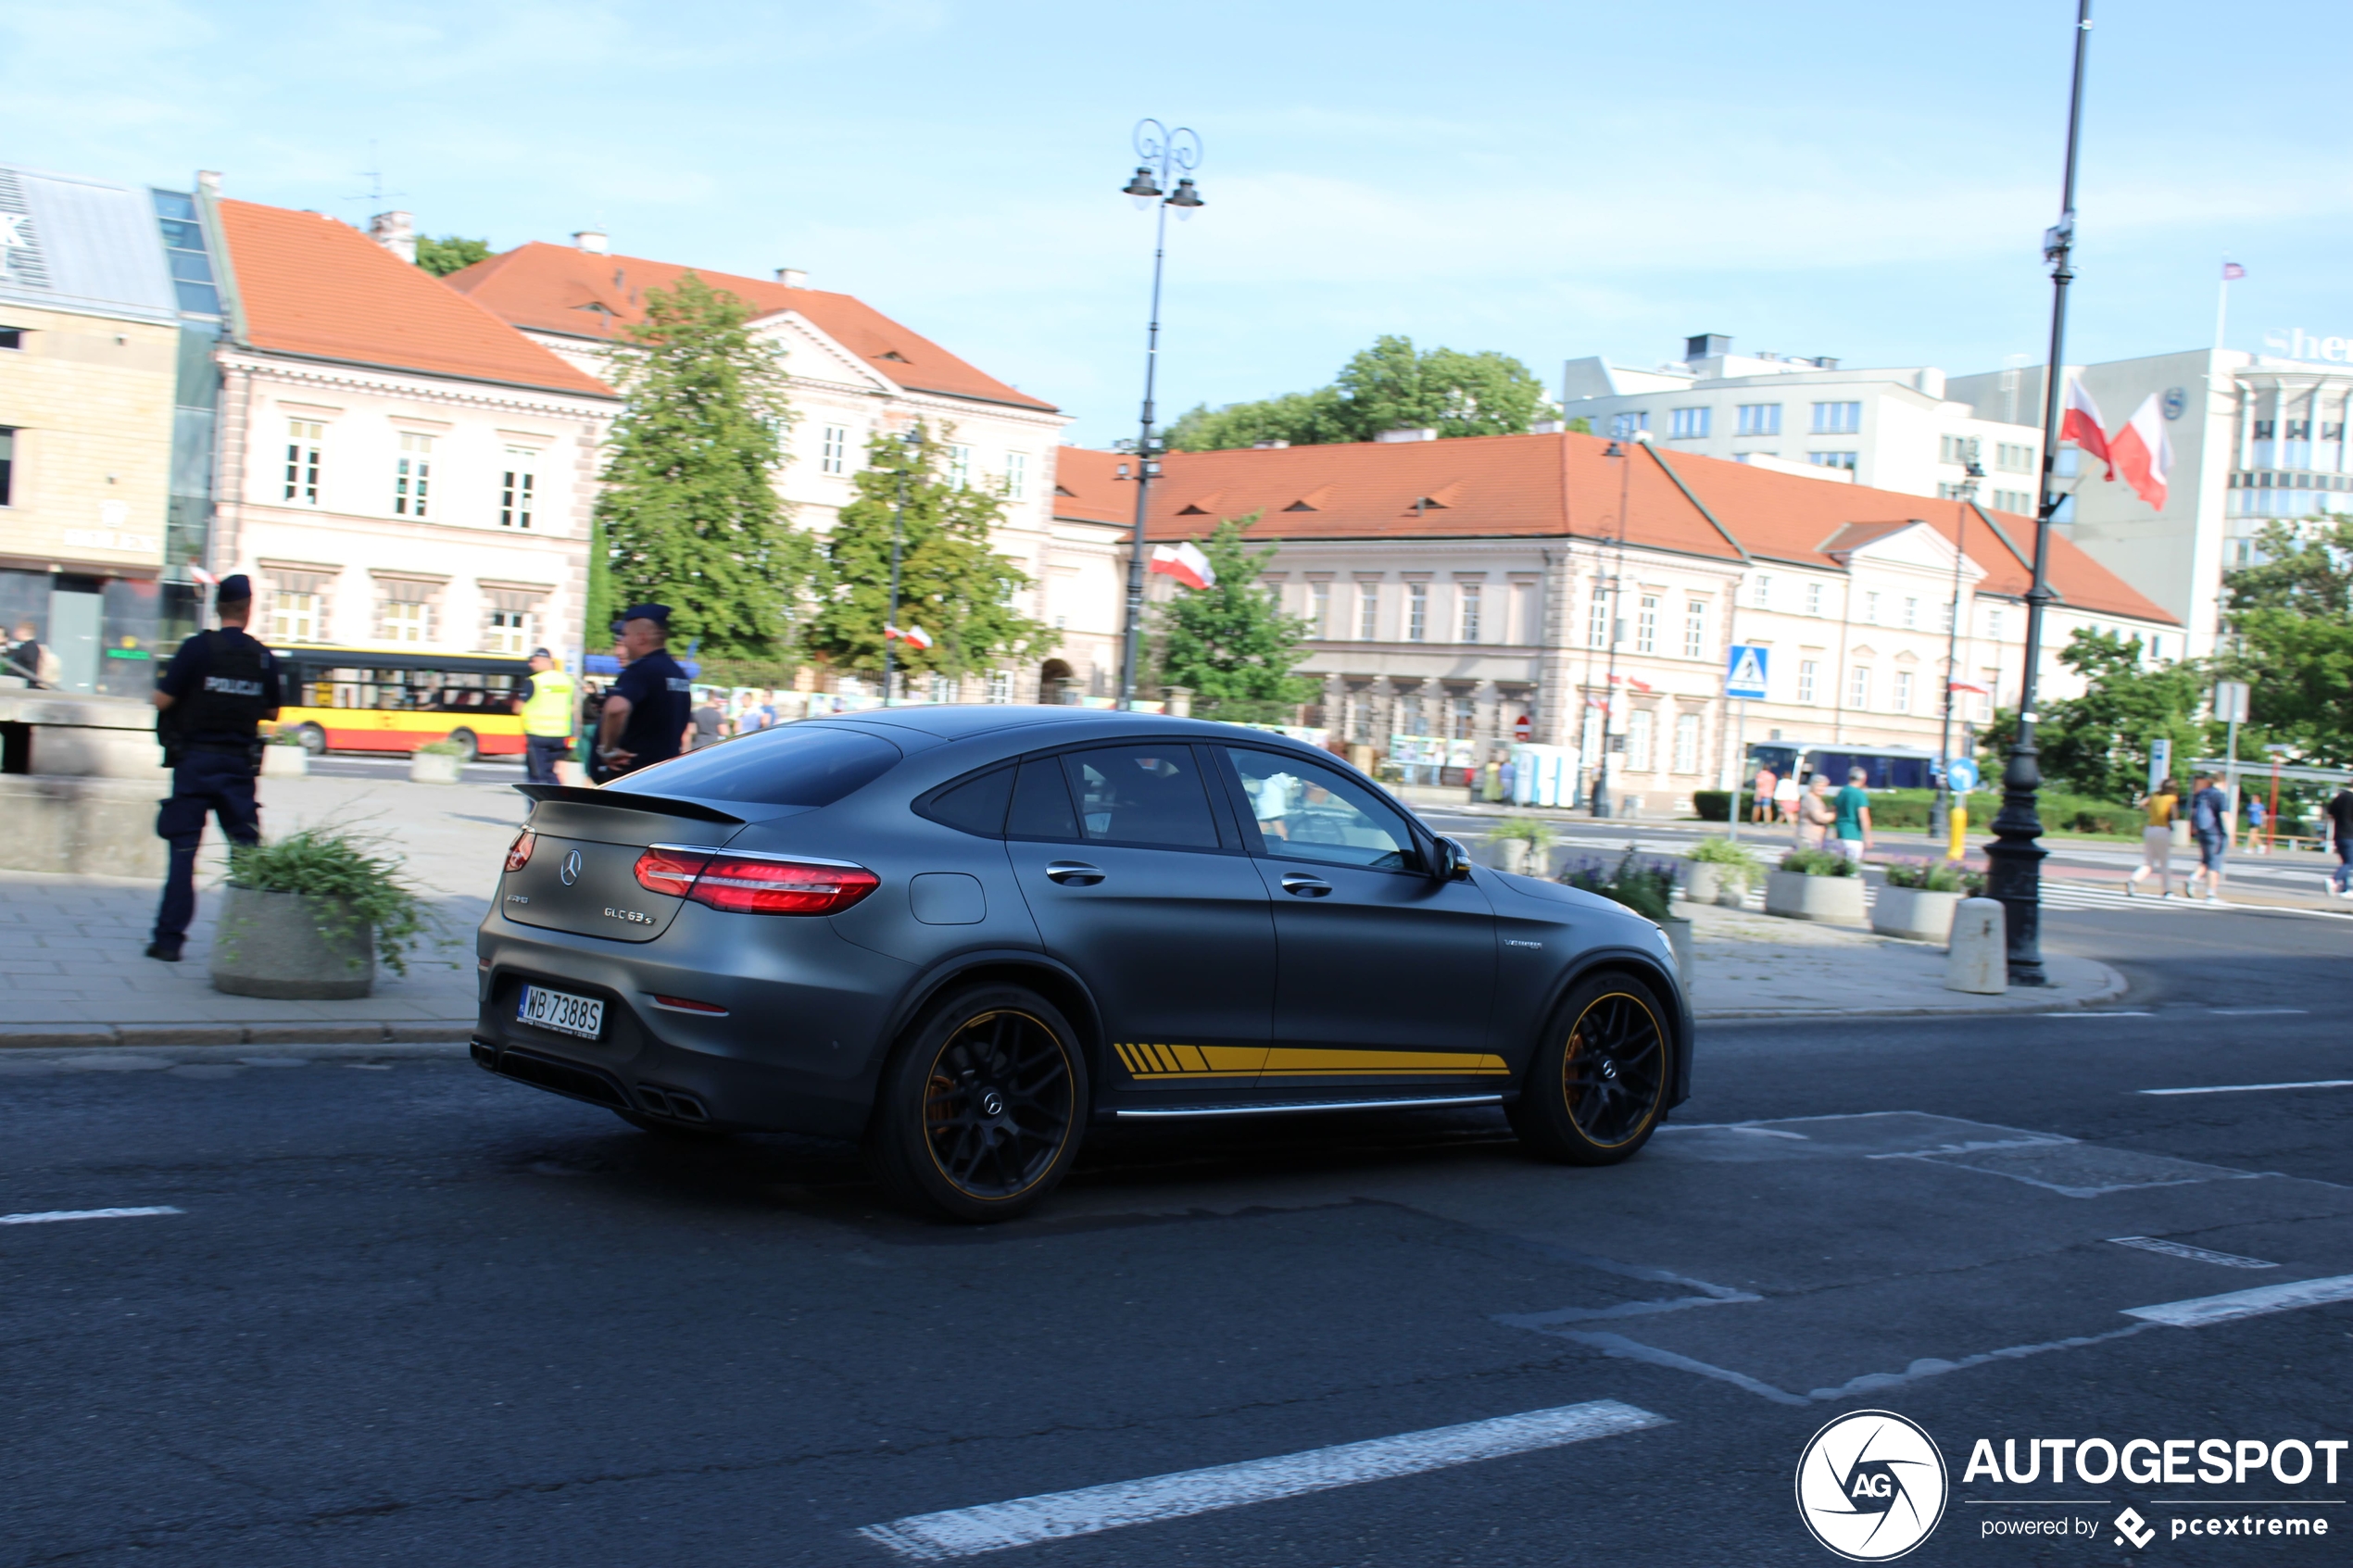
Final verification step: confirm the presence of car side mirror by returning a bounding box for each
[1432,835,1473,882]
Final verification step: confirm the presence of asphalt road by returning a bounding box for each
[3,900,2347,1565]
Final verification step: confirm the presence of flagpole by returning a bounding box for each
[2213,262,2233,354]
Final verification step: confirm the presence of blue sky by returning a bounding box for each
[5,0,2346,445]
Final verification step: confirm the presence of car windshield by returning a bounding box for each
[604,724,902,808]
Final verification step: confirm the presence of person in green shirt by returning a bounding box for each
[1832,767,1873,864]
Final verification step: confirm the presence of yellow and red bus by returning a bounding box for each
[266,647,539,760]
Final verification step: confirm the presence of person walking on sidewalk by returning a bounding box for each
[2127,781,2179,898]
[517,647,575,785]
[1794,774,1836,849]
[2187,772,2231,903]
[2327,784,2353,897]
[146,575,281,962]
[1774,770,1801,825]
[1831,767,1874,865]
[1751,764,1777,824]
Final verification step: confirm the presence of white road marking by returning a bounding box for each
[2031,1010,2154,1017]
[0,1206,182,1226]
[2108,1236,2278,1269]
[856,1399,1667,1561]
[2207,1008,2309,1016]
[2138,1079,2353,1097]
[2123,1273,2353,1327]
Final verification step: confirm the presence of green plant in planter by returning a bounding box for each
[1684,835,1762,886]
[266,729,306,746]
[1557,848,1678,922]
[1780,846,1858,878]
[1881,858,1986,896]
[414,740,466,757]
[1483,815,1556,853]
[226,826,432,973]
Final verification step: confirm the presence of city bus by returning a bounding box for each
[265,646,536,760]
[1745,741,1944,791]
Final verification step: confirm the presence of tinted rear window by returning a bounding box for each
[919,765,1014,836]
[605,725,902,808]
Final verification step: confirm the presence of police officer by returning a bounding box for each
[517,646,575,785]
[148,574,282,962]
[595,603,693,777]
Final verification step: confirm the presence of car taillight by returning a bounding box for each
[504,829,535,872]
[631,848,878,916]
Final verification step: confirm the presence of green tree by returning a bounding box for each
[1165,335,1550,451]
[2029,629,2216,798]
[584,514,615,649]
[804,427,1052,685]
[414,235,491,277]
[1151,517,1317,721]
[593,272,808,659]
[2220,519,2353,762]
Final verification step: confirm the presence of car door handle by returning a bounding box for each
[1280,874,1333,897]
[1044,861,1105,885]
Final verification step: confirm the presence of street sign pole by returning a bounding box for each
[1729,697,1748,844]
[1720,645,1769,844]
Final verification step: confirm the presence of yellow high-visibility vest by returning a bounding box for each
[521,669,576,736]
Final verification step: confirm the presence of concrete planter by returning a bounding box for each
[261,745,308,779]
[1491,839,1532,875]
[1657,915,1693,976]
[1764,869,1868,924]
[409,750,463,784]
[1871,885,1964,943]
[1683,862,1751,907]
[209,885,375,999]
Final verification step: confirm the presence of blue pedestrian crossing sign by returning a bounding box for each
[1723,645,1769,700]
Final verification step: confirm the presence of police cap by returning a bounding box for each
[621,603,672,628]
[215,573,253,604]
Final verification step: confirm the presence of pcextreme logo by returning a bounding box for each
[1796,1410,1950,1562]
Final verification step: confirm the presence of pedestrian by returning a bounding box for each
[1831,766,1874,864]
[1498,756,1517,804]
[516,646,575,785]
[146,575,280,963]
[1773,770,1800,825]
[5,620,58,687]
[1794,774,1836,849]
[2127,779,2179,899]
[2187,772,2231,904]
[687,690,725,751]
[595,604,695,777]
[2327,784,2353,897]
[2246,795,2268,854]
[1752,764,1777,824]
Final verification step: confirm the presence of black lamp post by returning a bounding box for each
[1591,432,1646,817]
[880,427,923,705]
[1984,0,2094,985]
[1115,119,1203,711]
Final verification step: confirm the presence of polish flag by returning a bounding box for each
[2060,376,2113,478]
[189,565,219,586]
[1148,541,1216,590]
[1947,680,1989,696]
[2108,394,2174,509]
[885,623,934,650]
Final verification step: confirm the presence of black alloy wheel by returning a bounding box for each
[871,985,1088,1222]
[1508,972,1672,1165]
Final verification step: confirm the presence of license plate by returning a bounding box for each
[517,985,604,1040]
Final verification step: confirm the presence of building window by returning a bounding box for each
[382,600,430,645]
[1750,572,1771,608]
[1636,595,1658,654]
[271,592,319,644]
[1988,608,2006,641]
[394,433,432,518]
[1449,696,1477,739]
[1902,596,1918,628]
[1359,583,1379,641]
[1672,710,1700,773]
[2286,420,2311,441]
[1588,591,1610,649]
[1670,407,1711,440]
[1812,401,1861,434]
[1807,450,1857,470]
[820,425,849,475]
[499,451,535,529]
[1406,583,1428,642]
[1894,670,1913,712]
[1683,598,1707,659]
[1939,434,1976,465]
[1399,693,1427,736]
[1849,666,1871,709]
[1941,599,1956,632]
[1459,583,1481,643]
[1996,442,2034,472]
[1805,581,1824,616]
[1609,411,1649,440]
[1310,581,1330,637]
[1627,708,1655,772]
[1977,670,1998,721]
[484,608,532,655]
[2252,420,2276,441]
[1993,488,2032,513]
[1736,404,1781,437]
[284,420,323,505]
[1798,659,1818,704]
[1345,690,1372,744]
[0,427,13,507]
[1863,591,1880,624]
[1003,451,1028,500]
[947,445,973,488]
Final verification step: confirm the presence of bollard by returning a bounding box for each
[1945,897,2006,994]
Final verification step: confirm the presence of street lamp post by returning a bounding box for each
[1984,0,2095,986]
[880,427,923,705]
[1591,433,1645,818]
[1931,445,1982,847]
[1115,119,1203,711]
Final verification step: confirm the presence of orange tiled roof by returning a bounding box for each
[447,243,1057,413]
[1134,432,2174,624]
[1051,445,1132,525]
[217,201,613,398]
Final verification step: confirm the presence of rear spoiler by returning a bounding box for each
[512,783,745,825]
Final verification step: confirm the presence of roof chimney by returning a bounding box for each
[369,210,416,264]
[573,228,609,254]
[1251,438,1290,449]
[1684,332,1731,362]
[774,267,807,288]
[1375,427,1439,444]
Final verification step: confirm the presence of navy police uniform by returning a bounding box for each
[605,604,694,776]
[149,581,281,959]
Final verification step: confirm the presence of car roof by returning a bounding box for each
[808,704,1315,750]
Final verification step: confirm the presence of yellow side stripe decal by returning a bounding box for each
[1115,1046,1510,1078]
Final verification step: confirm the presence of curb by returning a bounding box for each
[0,1021,474,1050]
[1695,956,2129,1022]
